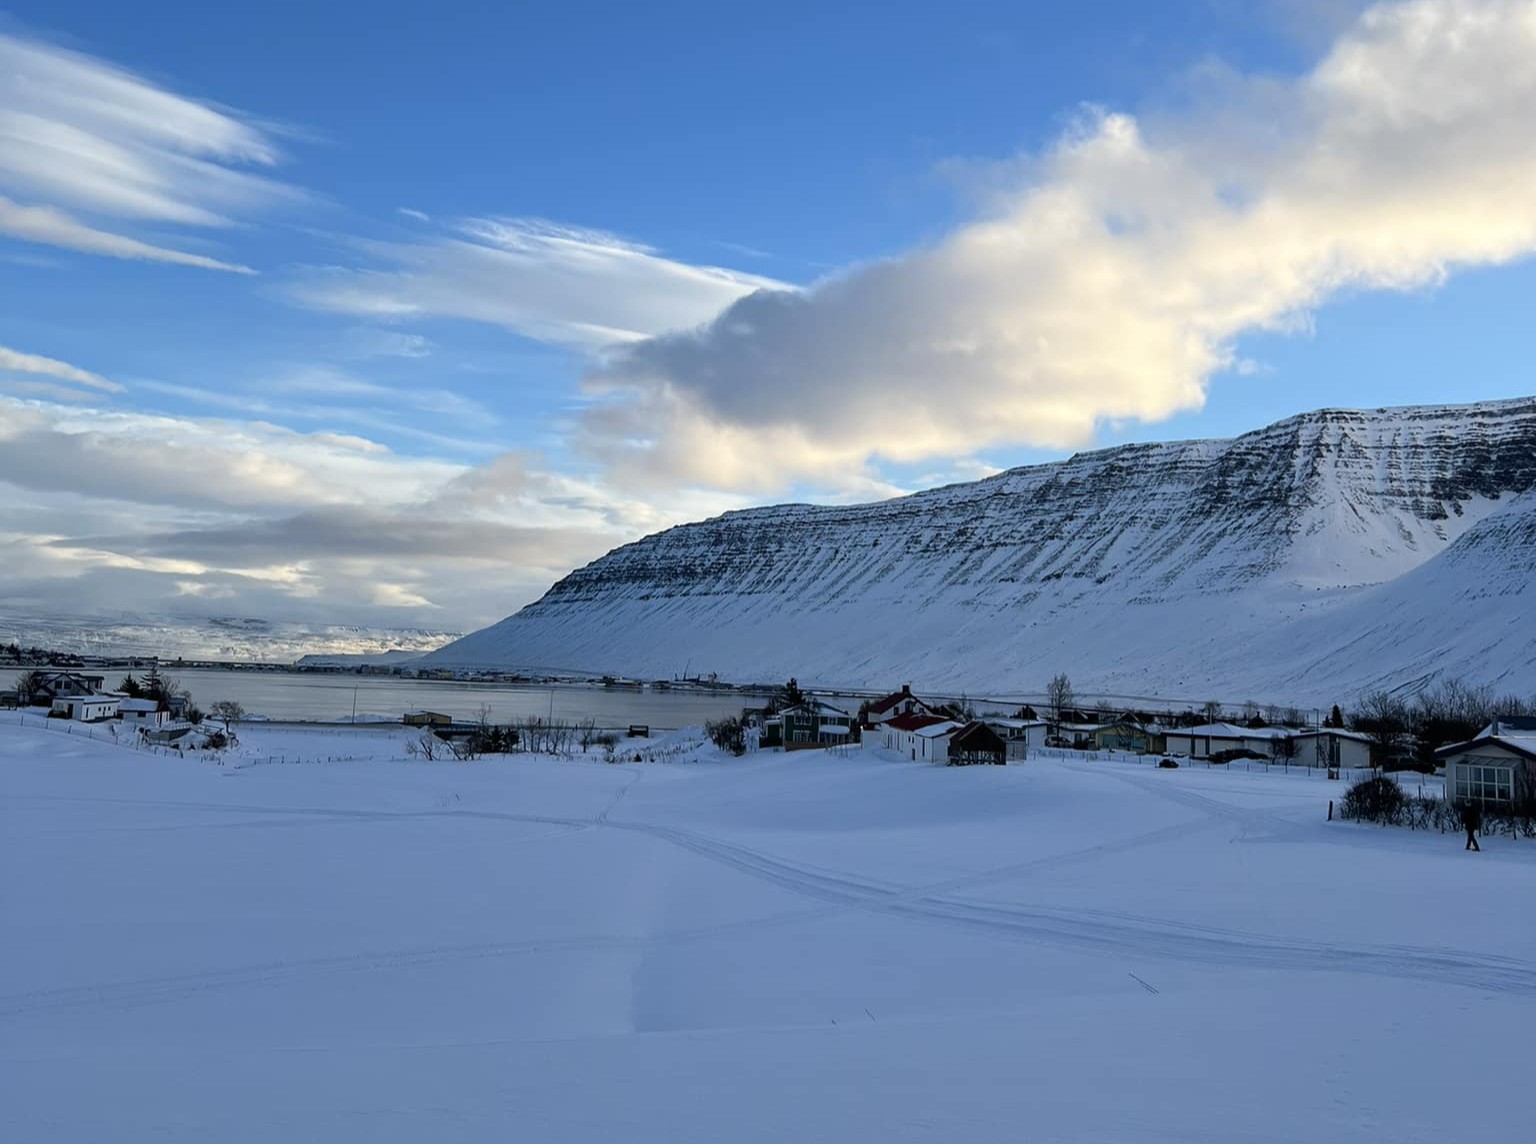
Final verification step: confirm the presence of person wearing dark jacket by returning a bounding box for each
[1462,800,1482,851]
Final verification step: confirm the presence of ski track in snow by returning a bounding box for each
[7,762,1536,1018]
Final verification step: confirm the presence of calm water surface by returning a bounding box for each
[0,667,760,728]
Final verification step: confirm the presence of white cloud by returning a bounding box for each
[0,397,745,629]
[0,196,255,272]
[584,0,1536,491]
[0,344,121,392]
[0,33,297,271]
[289,216,792,348]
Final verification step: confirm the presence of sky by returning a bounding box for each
[3,0,1536,638]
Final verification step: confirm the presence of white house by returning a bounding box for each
[911,721,962,763]
[1291,728,1373,769]
[875,713,960,761]
[119,697,168,732]
[1162,722,1296,760]
[862,684,944,726]
[51,694,121,722]
[1436,716,1536,805]
[984,717,1049,760]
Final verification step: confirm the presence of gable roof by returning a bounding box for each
[1168,721,1295,740]
[1293,727,1372,743]
[914,720,963,738]
[885,713,951,732]
[782,699,853,719]
[1435,735,1536,764]
[951,721,1006,749]
[866,684,935,715]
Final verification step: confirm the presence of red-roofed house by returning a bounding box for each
[874,712,954,759]
[863,684,943,726]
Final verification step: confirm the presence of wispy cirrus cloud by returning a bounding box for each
[0,343,120,392]
[288,216,792,348]
[584,0,1536,492]
[0,31,301,272]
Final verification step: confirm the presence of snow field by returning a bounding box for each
[2,723,1533,1142]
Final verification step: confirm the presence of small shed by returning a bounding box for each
[52,694,121,722]
[947,721,1007,766]
[403,710,452,727]
[119,697,167,731]
[984,717,1048,760]
[1292,728,1372,769]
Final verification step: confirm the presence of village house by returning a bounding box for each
[1162,722,1297,760]
[403,711,453,727]
[983,717,1048,760]
[1091,719,1167,755]
[876,715,1007,765]
[877,713,958,760]
[780,699,857,750]
[861,684,943,726]
[119,697,169,733]
[1056,720,1110,749]
[51,694,121,722]
[26,671,106,706]
[1436,715,1536,806]
[1291,727,1373,769]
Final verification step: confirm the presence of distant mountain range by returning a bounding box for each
[424,396,1536,706]
[0,613,458,664]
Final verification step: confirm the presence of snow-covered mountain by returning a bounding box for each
[0,613,459,663]
[425,398,1536,705]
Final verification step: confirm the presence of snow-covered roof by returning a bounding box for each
[1435,733,1536,763]
[915,721,963,738]
[986,717,1047,729]
[784,700,853,718]
[119,698,160,712]
[1293,727,1371,743]
[1169,722,1294,740]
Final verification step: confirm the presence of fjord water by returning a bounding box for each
[0,668,752,727]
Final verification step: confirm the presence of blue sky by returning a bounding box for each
[3,0,1536,635]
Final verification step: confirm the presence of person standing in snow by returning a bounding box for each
[1461,800,1482,851]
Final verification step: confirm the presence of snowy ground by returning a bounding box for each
[3,723,1532,1142]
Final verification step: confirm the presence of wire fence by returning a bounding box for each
[1026,743,1378,783]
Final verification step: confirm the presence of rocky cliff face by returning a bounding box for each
[428,398,1536,705]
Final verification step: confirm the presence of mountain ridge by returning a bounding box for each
[425,397,1536,704]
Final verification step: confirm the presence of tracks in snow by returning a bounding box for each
[7,769,1536,1016]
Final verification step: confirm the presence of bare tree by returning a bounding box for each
[14,670,43,706]
[1202,700,1224,723]
[406,732,440,761]
[1352,691,1412,771]
[1046,673,1075,727]
[208,700,245,737]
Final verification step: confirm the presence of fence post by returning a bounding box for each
[1327,799,1334,821]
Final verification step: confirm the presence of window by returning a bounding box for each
[1453,758,1514,803]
